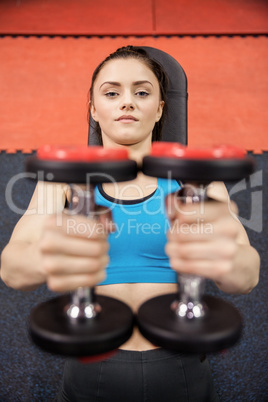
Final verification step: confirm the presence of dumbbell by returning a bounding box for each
[137,143,255,353]
[25,145,137,358]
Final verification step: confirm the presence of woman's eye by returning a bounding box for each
[136,91,149,97]
[105,91,118,97]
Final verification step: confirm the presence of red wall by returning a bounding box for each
[0,0,267,153]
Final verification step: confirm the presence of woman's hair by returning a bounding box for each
[88,46,169,145]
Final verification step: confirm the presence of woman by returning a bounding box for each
[1,46,260,401]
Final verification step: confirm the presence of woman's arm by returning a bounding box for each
[0,181,109,292]
[165,182,260,294]
[1,181,65,290]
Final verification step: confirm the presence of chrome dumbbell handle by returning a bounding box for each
[66,184,101,321]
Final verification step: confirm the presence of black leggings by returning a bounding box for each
[57,348,219,402]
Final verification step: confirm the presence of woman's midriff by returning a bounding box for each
[95,282,178,351]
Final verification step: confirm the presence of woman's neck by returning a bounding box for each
[101,137,152,165]
[102,172,158,200]
[101,136,157,200]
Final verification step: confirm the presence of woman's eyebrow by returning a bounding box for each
[99,81,120,89]
[133,80,153,87]
[99,80,153,90]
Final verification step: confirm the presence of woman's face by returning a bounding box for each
[91,58,164,148]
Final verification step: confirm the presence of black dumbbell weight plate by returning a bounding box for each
[29,294,134,356]
[143,155,254,183]
[25,157,137,184]
[137,293,242,353]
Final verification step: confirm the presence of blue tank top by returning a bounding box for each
[95,178,180,285]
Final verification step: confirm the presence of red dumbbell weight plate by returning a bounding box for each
[143,142,254,182]
[150,143,246,159]
[25,145,137,184]
[37,145,129,161]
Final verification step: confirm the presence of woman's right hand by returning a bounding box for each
[39,212,111,293]
[0,182,113,292]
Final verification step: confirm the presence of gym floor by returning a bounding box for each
[0,1,267,400]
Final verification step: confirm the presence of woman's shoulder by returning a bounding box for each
[157,178,181,194]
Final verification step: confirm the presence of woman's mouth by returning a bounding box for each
[116,115,138,122]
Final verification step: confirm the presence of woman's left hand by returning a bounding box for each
[165,183,260,294]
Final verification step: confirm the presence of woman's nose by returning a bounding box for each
[121,103,134,111]
[120,93,135,110]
